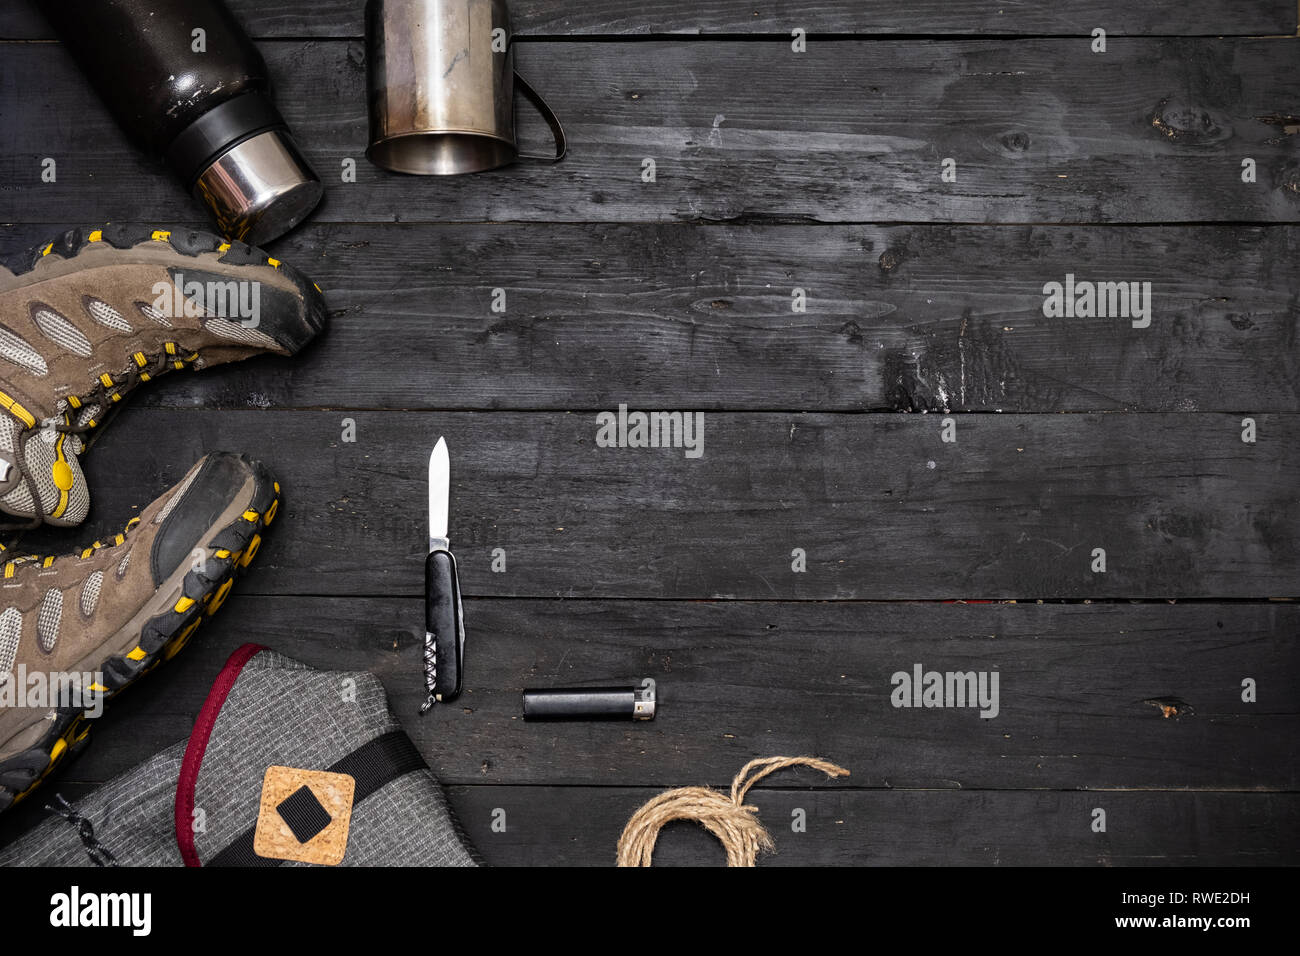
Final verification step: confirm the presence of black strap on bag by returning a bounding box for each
[207,730,427,867]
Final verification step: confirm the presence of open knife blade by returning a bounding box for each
[421,436,465,711]
[428,437,449,551]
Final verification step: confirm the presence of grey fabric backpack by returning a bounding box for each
[1,644,478,867]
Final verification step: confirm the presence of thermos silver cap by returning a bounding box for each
[193,129,323,245]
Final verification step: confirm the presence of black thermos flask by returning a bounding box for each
[39,0,322,244]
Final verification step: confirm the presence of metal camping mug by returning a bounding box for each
[365,0,566,175]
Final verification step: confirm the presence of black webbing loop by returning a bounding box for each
[206,730,427,867]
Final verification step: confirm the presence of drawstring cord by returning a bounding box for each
[45,793,119,867]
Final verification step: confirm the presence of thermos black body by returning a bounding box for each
[40,0,322,243]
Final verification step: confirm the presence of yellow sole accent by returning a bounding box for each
[264,499,279,525]
[126,646,147,662]
[214,549,231,559]
[164,618,202,660]
[174,596,195,613]
[241,535,261,567]
[41,243,53,257]
[267,257,280,268]
[207,578,234,614]
[8,717,85,807]
[151,230,171,242]
[88,230,102,242]
[87,682,107,693]
[242,509,260,522]
[273,481,281,493]
[218,242,231,252]
[67,395,82,409]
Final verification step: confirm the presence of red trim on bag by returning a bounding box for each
[175,643,267,867]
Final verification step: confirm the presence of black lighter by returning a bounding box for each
[522,684,656,721]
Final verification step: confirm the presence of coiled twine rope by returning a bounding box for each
[616,755,850,867]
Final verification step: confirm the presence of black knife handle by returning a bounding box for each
[424,549,464,704]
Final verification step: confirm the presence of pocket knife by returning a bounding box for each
[421,436,465,712]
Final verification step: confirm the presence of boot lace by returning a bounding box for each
[56,342,199,440]
[0,516,141,576]
[0,344,196,535]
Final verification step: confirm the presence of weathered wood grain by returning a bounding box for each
[2,1,1292,39]
[1,5,1295,872]
[453,787,1300,866]
[0,597,1291,850]
[21,408,1299,600]
[7,222,1297,413]
[2,780,1293,866]
[4,38,1299,224]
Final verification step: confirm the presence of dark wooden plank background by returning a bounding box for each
[2,1,1295,38]
[14,408,1299,601]
[4,223,1299,414]
[29,597,1300,791]
[6,38,1300,224]
[0,1,1297,865]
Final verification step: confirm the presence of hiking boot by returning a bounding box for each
[0,224,325,529]
[0,452,280,811]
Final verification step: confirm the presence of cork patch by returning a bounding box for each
[253,766,356,866]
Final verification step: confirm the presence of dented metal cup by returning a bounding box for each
[364,0,564,175]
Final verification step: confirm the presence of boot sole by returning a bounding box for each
[1,224,327,356]
[0,458,281,812]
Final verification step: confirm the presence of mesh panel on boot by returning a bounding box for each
[202,317,281,350]
[0,416,88,525]
[0,325,48,377]
[0,413,18,458]
[81,570,103,617]
[31,307,92,357]
[86,298,134,333]
[24,431,86,524]
[0,607,22,683]
[76,404,101,429]
[37,589,62,653]
[133,301,172,329]
[0,414,32,516]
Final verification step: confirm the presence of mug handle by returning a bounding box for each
[513,71,567,162]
